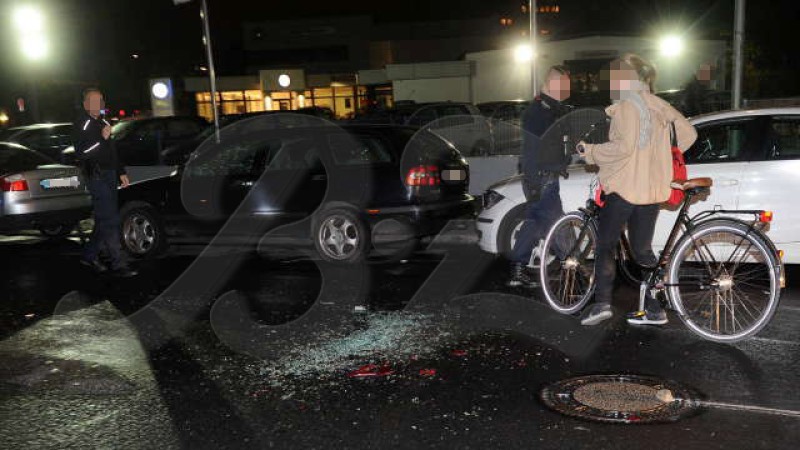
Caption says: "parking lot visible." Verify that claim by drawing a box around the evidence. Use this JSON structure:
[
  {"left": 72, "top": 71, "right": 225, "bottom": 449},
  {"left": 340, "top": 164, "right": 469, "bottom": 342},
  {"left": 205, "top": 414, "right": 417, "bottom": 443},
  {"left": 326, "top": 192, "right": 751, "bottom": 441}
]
[{"left": 1, "top": 229, "right": 798, "bottom": 449}]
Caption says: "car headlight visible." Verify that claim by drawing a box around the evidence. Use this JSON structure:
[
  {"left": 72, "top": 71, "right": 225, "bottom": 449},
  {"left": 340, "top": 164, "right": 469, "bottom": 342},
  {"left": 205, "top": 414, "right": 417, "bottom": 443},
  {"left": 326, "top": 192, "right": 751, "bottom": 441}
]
[{"left": 482, "top": 190, "right": 505, "bottom": 210}]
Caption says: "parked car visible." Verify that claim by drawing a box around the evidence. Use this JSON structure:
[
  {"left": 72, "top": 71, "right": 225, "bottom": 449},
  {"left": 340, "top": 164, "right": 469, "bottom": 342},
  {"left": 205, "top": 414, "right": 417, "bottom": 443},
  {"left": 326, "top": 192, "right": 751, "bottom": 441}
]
[
  {"left": 161, "top": 109, "right": 338, "bottom": 166},
  {"left": 356, "top": 102, "right": 492, "bottom": 154},
  {"left": 477, "top": 101, "right": 530, "bottom": 154},
  {"left": 476, "top": 107, "right": 800, "bottom": 264},
  {"left": 117, "top": 120, "right": 474, "bottom": 262},
  {"left": 0, "top": 142, "right": 91, "bottom": 237},
  {"left": 63, "top": 116, "right": 207, "bottom": 167},
  {"left": 0, "top": 123, "right": 73, "bottom": 162}
]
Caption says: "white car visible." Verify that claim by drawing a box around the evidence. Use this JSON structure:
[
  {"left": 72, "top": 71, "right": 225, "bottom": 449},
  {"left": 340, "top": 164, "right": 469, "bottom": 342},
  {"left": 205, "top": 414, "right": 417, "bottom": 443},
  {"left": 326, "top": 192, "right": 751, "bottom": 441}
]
[{"left": 476, "top": 107, "right": 800, "bottom": 264}]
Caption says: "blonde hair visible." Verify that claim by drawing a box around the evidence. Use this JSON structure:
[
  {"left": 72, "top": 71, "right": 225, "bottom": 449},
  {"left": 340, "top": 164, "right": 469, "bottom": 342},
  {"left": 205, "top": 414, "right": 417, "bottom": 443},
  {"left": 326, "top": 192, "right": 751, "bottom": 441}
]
[{"left": 610, "top": 53, "right": 658, "bottom": 92}]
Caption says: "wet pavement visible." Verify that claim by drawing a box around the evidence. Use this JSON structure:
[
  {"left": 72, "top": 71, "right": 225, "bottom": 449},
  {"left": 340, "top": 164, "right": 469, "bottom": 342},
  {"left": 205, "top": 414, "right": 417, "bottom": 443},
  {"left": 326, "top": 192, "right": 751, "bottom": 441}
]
[{"left": 1, "top": 229, "right": 799, "bottom": 449}]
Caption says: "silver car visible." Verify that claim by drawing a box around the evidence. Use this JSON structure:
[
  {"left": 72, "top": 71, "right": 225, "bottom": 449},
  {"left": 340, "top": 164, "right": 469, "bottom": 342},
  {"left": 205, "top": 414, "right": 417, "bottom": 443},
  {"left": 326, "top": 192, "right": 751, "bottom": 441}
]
[{"left": 0, "top": 142, "right": 91, "bottom": 237}]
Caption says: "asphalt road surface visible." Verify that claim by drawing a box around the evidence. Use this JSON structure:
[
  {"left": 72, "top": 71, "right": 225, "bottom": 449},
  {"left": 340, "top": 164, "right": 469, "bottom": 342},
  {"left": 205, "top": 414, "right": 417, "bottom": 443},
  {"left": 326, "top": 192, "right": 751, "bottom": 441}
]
[{"left": 1, "top": 227, "right": 798, "bottom": 449}]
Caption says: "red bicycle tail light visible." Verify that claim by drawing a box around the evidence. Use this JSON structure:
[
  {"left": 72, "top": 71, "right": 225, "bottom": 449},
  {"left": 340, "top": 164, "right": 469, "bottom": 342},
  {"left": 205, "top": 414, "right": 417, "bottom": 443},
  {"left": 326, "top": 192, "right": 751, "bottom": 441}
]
[
  {"left": 406, "top": 165, "right": 440, "bottom": 187},
  {"left": 759, "top": 211, "right": 774, "bottom": 223},
  {"left": 1, "top": 178, "right": 29, "bottom": 192}
]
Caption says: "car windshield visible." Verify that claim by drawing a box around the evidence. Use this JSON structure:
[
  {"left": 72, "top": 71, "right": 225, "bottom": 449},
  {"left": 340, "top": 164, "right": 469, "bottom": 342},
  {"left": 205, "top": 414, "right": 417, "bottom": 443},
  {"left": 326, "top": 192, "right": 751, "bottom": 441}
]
[
  {"left": 111, "top": 120, "right": 140, "bottom": 140},
  {"left": 0, "top": 144, "right": 54, "bottom": 175}
]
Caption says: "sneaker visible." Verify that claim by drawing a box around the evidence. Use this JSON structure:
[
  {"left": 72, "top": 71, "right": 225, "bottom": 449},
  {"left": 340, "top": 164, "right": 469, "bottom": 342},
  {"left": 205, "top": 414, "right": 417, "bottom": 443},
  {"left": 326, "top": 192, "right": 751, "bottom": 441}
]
[
  {"left": 626, "top": 309, "right": 668, "bottom": 326},
  {"left": 80, "top": 258, "right": 108, "bottom": 274},
  {"left": 580, "top": 304, "right": 613, "bottom": 326},
  {"left": 508, "top": 263, "right": 539, "bottom": 288}
]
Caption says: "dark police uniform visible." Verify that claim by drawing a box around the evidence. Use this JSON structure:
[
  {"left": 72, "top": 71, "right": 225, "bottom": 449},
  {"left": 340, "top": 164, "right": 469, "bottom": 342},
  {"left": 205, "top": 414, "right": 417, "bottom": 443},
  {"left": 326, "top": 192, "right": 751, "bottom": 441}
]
[
  {"left": 73, "top": 111, "right": 127, "bottom": 270},
  {"left": 510, "top": 93, "right": 572, "bottom": 268}
]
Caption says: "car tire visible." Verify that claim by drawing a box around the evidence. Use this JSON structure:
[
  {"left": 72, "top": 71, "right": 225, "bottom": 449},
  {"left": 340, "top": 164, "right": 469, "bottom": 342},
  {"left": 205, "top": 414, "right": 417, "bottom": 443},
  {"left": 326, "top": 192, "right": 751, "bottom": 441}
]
[
  {"left": 39, "top": 222, "right": 76, "bottom": 238},
  {"left": 497, "top": 203, "right": 527, "bottom": 260},
  {"left": 120, "top": 202, "right": 167, "bottom": 258},
  {"left": 312, "top": 208, "right": 370, "bottom": 263}
]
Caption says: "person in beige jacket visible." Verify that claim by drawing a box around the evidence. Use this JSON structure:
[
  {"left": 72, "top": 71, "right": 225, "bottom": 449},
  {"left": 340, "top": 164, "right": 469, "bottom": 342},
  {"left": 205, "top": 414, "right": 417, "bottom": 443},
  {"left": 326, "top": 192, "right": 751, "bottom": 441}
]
[{"left": 576, "top": 54, "right": 698, "bottom": 326}]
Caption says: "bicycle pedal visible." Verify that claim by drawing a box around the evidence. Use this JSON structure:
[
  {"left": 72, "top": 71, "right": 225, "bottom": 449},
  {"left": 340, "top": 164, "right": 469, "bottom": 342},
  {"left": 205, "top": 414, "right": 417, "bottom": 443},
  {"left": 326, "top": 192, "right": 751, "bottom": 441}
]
[{"left": 626, "top": 310, "right": 647, "bottom": 319}]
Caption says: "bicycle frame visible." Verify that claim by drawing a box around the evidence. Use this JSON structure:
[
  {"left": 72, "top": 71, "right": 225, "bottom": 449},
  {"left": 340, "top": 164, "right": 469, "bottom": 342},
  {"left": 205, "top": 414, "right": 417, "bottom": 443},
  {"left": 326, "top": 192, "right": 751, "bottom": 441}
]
[{"left": 576, "top": 186, "right": 780, "bottom": 312}]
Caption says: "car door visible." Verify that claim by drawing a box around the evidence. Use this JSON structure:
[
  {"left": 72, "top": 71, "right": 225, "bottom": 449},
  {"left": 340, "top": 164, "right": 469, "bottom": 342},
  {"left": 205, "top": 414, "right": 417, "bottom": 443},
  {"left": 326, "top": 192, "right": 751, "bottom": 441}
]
[
  {"left": 651, "top": 117, "right": 763, "bottom": 248},
  {"left": 739, "top": 114, "right": 800, "bottom": 262}
]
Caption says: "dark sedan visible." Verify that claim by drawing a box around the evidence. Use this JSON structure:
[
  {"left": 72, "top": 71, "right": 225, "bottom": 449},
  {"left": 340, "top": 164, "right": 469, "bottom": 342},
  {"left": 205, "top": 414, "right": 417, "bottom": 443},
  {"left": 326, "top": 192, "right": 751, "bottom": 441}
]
[
  {"left": 0, "top": 123, "right": 73, "bottom": 162},
  {"left": 117, "top": 120, "right": 473, "bottom": 262}
]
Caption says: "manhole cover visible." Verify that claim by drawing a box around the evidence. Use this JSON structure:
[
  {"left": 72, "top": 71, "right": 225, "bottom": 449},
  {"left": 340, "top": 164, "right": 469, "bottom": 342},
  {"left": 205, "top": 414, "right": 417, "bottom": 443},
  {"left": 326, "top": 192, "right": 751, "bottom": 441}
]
[{"left": 541, "top": 374, "right": 703, "bottom": 424}]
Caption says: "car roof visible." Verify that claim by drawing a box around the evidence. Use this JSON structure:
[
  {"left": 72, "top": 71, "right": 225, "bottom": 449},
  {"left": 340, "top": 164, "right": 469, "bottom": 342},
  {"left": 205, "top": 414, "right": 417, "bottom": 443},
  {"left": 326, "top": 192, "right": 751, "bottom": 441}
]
[{"left": 690, "top": 107, "right": 800, "bottom": 124}]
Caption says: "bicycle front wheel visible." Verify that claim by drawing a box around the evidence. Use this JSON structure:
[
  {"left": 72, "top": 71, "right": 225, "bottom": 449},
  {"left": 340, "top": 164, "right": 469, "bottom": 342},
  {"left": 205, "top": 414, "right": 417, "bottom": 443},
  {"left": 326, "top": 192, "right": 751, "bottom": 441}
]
[
  {"left": 539, "top": 212, "right": 597, "bottom": 314},
  {"left": 667, "top": 221, "right": 782, "bottom": 343}
]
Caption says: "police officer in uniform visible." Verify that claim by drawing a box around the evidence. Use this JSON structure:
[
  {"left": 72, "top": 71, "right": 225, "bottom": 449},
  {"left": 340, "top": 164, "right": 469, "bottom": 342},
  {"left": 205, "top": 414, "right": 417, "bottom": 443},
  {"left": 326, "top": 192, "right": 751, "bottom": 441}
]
[
  {"left": 73, "top": 88, "right": 137, "bottom": 277},
  {"left": 509, "top": 66, "right": 572, "bottom": 286}
]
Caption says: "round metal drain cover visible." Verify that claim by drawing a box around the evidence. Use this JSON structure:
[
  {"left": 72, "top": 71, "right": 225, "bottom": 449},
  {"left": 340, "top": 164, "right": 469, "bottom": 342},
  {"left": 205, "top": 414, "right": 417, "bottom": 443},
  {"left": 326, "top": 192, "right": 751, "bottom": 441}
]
[{"left": 541, "top": 374, "right": 703, "bottom": 424}]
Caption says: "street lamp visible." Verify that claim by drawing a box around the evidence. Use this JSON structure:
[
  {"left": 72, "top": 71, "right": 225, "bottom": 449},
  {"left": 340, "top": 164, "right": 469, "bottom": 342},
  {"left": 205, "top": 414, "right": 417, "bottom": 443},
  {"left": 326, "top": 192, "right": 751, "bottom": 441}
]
[
  {"left": 13, "top": 5, "right": 48, "bottom": 61},
  {"left": 514, "top": 44, "right": 534, "bottom": 63},
  {"left": 12, "top": 5, "right": 48, "bottom": 123},
  {"left": 659, "top": 35, "right": 685, "bottom": 58}
]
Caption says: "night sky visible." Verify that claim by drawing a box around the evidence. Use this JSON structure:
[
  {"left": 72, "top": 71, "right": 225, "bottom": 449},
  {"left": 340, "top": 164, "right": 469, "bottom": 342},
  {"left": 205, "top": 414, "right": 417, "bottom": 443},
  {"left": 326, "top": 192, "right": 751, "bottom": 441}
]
[{"left": 0, "top": 0, "right": 796, "bottom": 119}]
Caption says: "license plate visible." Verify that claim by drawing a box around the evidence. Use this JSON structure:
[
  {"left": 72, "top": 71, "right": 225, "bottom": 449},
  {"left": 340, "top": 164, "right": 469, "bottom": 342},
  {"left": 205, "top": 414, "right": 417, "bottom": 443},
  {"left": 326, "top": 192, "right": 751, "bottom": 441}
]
[
  {"left": 40, "top": 176, "right": 79, "bottom": 189},
  {"left": 441, "top": 169, "right": 467, "bottom": 182}
]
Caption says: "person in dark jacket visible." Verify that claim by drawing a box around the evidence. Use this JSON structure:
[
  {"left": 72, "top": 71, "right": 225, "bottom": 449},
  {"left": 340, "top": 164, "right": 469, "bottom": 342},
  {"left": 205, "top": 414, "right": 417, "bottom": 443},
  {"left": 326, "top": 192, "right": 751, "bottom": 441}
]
[
  {"left": 509, "top": 66, "right": 572, "bottom": 287},
  {"left": 73, "top": 88, "right": 136, "bottom": 277}
]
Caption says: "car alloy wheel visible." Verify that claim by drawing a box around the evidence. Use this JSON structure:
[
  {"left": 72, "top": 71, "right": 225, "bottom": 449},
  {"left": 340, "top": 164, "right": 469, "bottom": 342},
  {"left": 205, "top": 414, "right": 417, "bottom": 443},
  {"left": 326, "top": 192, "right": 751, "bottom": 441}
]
[
  {"left": 123, "top": 212, "right": 157, "bottom": 255},
  {"left": 318, "top": 215, "right": 361, "bottom": 261}
]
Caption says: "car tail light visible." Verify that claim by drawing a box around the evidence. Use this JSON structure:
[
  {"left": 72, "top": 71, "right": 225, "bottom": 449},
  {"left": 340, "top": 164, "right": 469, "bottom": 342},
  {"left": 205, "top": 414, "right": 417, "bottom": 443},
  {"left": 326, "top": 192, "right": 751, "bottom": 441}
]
[
  {"left": 406, "top": 165, "right": 440, "bottom": 187},
  {"left": 1, "top": 178, "right": 29, "bottom": 192},
  {"left": 759, "top": 211, "right": 773, "bottom": 223}
]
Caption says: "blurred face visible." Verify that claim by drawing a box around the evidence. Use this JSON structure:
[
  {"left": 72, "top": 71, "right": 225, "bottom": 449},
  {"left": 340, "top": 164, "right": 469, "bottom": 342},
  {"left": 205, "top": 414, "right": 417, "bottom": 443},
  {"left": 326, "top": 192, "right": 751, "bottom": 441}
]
[
  {"left": 83, "top": 91, "right": 105, "bottom": 117},
  {"left": 546, "top": 72, "right": 571, "bottom": 101},
  {"left": 697, "top": 64, "right": 713, "bottom": 82},
  {"left": 608, "top": 68, "right": 638, "bottom": 101}
]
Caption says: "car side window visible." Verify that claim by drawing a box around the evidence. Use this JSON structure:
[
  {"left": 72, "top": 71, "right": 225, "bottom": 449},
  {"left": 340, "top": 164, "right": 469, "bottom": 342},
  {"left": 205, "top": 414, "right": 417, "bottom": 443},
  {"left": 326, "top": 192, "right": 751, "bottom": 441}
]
[
  {"left": 189, "top": 139, "right": 281, "bottom": 177},
  {"left": 167, "top": 120, "right": 203, "bottom": 139},
  {"left": 133, "top": 122, "right": 165, "bottom": 141},
  {"left": 266, "top": 138, "right": 321, "bottom": 171},
  {"left": 328, "top": 134, "right": 392, "bottom": 166},
  {"left": 766, "top": 116, "right": 800, "bottom": 160},
  {"left": 408, "top": 107, "right": 438, "bottom": 127},
  {"left": 684, "top": 119, "right": 754, "bottom": 164}
]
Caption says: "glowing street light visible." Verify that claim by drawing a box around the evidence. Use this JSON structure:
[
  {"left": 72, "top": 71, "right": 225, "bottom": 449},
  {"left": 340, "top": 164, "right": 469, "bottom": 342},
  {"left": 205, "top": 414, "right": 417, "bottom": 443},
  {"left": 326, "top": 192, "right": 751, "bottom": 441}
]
[
  {"left": 659, "top": 35, "right": 685, "bottom": 58},
  {"left": 514, "top": 44, "right": 534, "bottom": 63},
  {"left": 13, "top": 5, "right": 44, "bottom": 33},
  {"left": 13, "top": 5, "right": 48, "bottom": 61},
  {"left": 20, "top": 35, "right": 48, "bottom": 61}
]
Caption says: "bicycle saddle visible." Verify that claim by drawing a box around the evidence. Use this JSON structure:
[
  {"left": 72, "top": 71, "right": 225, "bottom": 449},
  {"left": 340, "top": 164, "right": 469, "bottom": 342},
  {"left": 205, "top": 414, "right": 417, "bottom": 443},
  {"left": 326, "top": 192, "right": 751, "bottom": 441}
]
[{"left": 670, "top": 178, "right": 713, "bottom": 191}]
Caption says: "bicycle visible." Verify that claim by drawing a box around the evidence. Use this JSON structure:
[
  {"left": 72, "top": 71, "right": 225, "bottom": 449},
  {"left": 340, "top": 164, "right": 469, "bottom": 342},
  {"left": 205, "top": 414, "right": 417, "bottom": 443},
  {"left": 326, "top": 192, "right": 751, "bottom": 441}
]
[{"left": 537, "top": 177, "right": 786, "bottom": 343}]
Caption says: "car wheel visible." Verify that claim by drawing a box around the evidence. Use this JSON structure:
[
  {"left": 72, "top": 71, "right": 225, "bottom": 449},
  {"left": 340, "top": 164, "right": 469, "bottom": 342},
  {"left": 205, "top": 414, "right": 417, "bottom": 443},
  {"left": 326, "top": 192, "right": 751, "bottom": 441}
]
[
  {"left": 497, "top": 203, "right": 527, "bottom": 259},
  {"left": 313, "top": 208, "right": 370, "bottom": 263},
  {"left": 120, "top": 203, "right": 167, "bottom": 258},
  {"left": 39, "top": 222, "right": 76, "bottom": 238}
]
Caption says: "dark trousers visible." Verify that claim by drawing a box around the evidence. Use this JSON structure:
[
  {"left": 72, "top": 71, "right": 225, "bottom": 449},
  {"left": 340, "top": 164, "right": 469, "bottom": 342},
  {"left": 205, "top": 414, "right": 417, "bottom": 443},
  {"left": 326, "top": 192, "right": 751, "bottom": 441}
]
[
  {"left": 511, "top": 179, "right": 564, "bottom": 264},
  {"left": 595, "top": 194, "right": 659, "bottom": 306},
  {"left": 83, "top": 170, "right": 124, "bottom": 269}
]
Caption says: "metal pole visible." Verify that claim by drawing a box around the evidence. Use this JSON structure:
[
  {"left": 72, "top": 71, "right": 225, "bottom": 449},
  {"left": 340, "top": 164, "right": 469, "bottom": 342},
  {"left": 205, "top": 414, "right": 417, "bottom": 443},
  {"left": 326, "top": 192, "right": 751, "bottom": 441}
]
[
  {"left": 732, "top": 0, "right": 745, "bottom": 110},
  {"left": 200, "top": 0, "right": 221, "bottom": 143},
  {"left": 529, "top": 0, "right": 538, "bottom": 98}
]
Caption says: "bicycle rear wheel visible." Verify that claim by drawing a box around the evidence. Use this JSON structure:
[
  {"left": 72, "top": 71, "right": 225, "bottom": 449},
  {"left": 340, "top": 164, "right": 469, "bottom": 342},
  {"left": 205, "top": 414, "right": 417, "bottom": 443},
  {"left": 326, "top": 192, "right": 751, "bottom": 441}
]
[
  {"left": 539, "top": 212, "right": 597, "bottom": 314},
  {"left": 667, "top": 220, "right": 781, "bottom": 343}
]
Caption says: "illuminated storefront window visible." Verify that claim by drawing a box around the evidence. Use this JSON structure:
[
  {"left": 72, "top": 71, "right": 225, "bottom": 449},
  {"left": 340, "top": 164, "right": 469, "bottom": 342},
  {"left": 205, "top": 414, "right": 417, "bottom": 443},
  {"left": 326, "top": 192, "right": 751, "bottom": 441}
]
[
  {"left": 194, "top": 90, "right": 265, "bottom": 121},
  {"left": 194, "top": 83, "right": 393, "bottom": 120}
]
